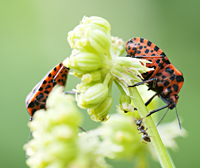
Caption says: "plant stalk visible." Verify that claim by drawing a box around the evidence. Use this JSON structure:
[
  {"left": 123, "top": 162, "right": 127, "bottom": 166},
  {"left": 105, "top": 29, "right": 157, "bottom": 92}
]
[{"left": 129, "top": 86, "right": 174, "bottom": 168}]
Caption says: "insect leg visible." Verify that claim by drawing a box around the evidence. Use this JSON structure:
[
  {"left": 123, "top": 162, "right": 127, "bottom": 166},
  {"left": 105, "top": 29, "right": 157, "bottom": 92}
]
[
  {"left": 28, "top": 116, "right": 33, "bottom": 142},
  {"left": 78, "top": 126, "right": 87, "bottom": 132},
  {"left": 134, "top": 93, "right": 157, "bottom": 111},
  {"left": 128, "top": 78, "right": 158, "bottom": 87},
  {"left": 146, "top": 104, "right": 169, "bottom": 117},
  {"left": 134, "top": 93, "right": 158, "bottom": 111},
  {"left": 64, "top": 91, "right": 79, "bottom": 94},
  {"left": 156, "top": 108, "right": 169, "bottom": 127},
  {"left": 175, "top": 106, "right": 182, "bottom": 130},
  {"left": 145, "top": 93, "right": 157, "bottom": 106}
]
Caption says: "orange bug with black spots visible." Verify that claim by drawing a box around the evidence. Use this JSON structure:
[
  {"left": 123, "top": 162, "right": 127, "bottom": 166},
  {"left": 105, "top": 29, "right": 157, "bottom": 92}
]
[
  {"left": 25, "top": 62, "right": 86, "bottom": 138},
  {"left": 25, "top": 62, "right": 69, "bottom": 121},
  {"left": 126, "top": 37, "right": 184, "bottom": 128}
]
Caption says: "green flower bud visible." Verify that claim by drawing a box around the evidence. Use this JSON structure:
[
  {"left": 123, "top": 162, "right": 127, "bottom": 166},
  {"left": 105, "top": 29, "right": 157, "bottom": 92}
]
[
  {"left": 82, "top": 16, "right": 111, "bottom": 33},
  {"left": 63, "top": 52, "right": 101, "bottom": 73},
  {"left": 76, "top": 82, "right": 90, "bottom": 93},
  {"left": 119, "top": 94, "right": 134, "bottom": 112},
  {"left": 87, "top": 29, "right": 111, "bottom": 54},
  {"left": 88, "top": 96, "right": 113, "bottom": 122},
  {"left": 76, "top": 81, "right": 101, "bottom": 93},
  {"left": 67, "top": 28, "right": 79, "bottom": 49},
  {"left": 67, "top": 18, "right": 111, "bottom": 54},
  {"left": 67, "top": 25, "right": 95, "bottom": 52},
  {"left": 78, "top": 83, "right": 108, "bottom": 109},
  {"left": 82, "top": 71, "right": 102, "bottom": 84},
  {"left": 73, "top": 71, "right": 84, "bottom": 78}
]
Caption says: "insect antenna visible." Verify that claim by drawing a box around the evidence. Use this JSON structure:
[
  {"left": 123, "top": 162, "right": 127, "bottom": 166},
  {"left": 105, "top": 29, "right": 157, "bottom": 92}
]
[
  {"left": 64, "top": 91, "right": 79, "bottom": 95},
  {"left": 27, "top": 130, "right": 32, "bottom": 142},
  {"left": 175, "top": 106, "right": 182, "bottom": 130},
  {"left": 156, "top": 108, "right": 169, "bottom": 127},
  {"left": 27, "top": 116, "right": 33, "bottom": 142},
  {"left": 78, "top": 126, "right": 87, "bottom": 132}
]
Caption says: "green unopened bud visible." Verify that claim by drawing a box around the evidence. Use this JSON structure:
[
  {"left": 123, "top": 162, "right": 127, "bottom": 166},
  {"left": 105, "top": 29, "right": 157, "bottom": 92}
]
[
  {"left": 67, "top": 25, "right": 97, "bottom": 52},
  {"left": 72, "top": 71, "right": 84, "bottom": 78},
  {"left": 76, "top": 82, "right": 101, "bottom": 93},
  {"left": 82, "top": 16, "right": 111, "bottom": 33},
  {"left": 67, "top": 26, "right": 81, "bottom": 49},
  {"left": 67, "top": 18, "right": 111, "bottom": 54},
  {"left": 89, "top": 96, "right": 113, "bottom": 122},
  {"left": 76, "top": 82, "right": 89, "bottom": 93},
  {"left": 119, "top": 94, "right": 134, "bottom": 112},
  {"left": 63, "top": 52, "right": 101, "bottom": 73},
  {"left": 78, "top": 83, "right": 108, "bottom": 109},
  {"left": 82, "top": 71, "right": 102, "bottom": 84},
  {"left": 67, "top": 25, "right": 93, "bottom": 50},
  {"left": 87, "top": 29, "right": 111, "bottom": 54}
]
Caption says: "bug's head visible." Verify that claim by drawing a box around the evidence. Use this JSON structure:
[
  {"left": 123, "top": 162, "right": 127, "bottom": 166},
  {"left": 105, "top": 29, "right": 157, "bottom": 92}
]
[
  {"left": 136, "top": 118, "right": 143, "bottom": 126},
  {"left": 175, "top": 94, "right": 179, "bottom": 104}
]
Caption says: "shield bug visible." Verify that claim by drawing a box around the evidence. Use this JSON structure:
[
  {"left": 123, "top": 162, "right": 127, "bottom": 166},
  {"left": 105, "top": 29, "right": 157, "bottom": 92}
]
[{"left": 126, "top": 38, "right": 184, "bottom": 128}]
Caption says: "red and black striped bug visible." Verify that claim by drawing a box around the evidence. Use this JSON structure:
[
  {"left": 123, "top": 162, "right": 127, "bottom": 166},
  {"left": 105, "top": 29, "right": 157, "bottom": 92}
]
[
  {"left": 126, "top": 37, "right": 184, "bottom": 128},
  {"left": 25, "top": 62, "right": 69, "bottom": 121}
]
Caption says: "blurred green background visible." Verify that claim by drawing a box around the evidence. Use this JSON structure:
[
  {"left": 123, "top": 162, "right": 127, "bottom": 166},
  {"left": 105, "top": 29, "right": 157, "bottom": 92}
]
[{"left": 1, "top": 0, "right": 199, "bottom": 167}]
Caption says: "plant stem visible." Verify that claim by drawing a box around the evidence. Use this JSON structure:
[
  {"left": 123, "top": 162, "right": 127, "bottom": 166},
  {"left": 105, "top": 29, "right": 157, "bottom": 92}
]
[{"left": 129, "top": 87, "right": 174, "bottom": 168}]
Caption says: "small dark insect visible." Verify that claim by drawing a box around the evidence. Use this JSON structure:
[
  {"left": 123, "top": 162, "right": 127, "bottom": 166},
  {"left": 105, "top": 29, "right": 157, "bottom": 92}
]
[
  {"left": 126, "top": 37, "right": 184, "bottom": 128},
  {"left": 136, "top": 118, "right": 151, "bottom": 143}
]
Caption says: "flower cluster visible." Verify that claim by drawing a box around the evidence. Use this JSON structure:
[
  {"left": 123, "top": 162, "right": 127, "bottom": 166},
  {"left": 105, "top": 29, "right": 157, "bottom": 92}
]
[
  {"left": 24, "top": 86, "right": 82, "bottom": 168},
  {"left": 64, "top": 16, "right": 152, "bottom": 121},
  {"left": 24, "top": 86, "right": 121, "bottom": 168}
]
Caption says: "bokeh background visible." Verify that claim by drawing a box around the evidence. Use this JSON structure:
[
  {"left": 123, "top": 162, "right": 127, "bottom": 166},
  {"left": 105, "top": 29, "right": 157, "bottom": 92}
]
[{"left": 1, "top": 0, "right": 199, "bottom": 167}]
